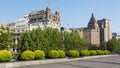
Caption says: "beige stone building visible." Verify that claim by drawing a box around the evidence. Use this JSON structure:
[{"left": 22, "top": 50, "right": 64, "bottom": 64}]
[
  {"left": 83, "top": 14, "right": 100, "bottom": 45},
  {"left": 69, "top": 28, "right": 84, "bottom": 38},
  {"left": 98, "top": 19, "right": 112, "bottom": 43}
]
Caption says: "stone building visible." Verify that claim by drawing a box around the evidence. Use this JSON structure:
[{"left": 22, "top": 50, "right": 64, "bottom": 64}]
[
  {"left": 98, "top": 19, "right": 112, "bottom": 43},
  {"left": 83, "top": 13, "right": 100, "bottom": 45},
  {"left": 27, "top": 6, "right": 60, "bottom": 30},
  {"left": 69, "top": 28, "right": 84, "bottom": 38}
]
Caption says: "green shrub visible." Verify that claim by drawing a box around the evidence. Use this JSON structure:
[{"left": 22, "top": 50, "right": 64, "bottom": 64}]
[
  {"left": 75, "top": 50, "right": 79, "bottom": 57},
  {"left": 68, "top": 50, "right": 76, "bottom": 57},
  {"left": 0, "top": 50, "right": 12, "bottom": 62},
  {"left": 58, "top": 50, "right": 65, "bottom": 58},
  {"left": 80, "top": 50, "right": 90, "bottom": 56},
  {"left": 97, "top": 50, "right": 104, "bottom": 55},
  {"left": 89, "top": 50, "right": 97, "bottom": 56},
  {"left": 68, "top": 50, "right": 79, "bottom": 57},
  {"left": 104, "top": 50, "right": 110, "bottom": 55},
  {"left": 21, "top": 50, "right": 35, "bottom": 61},
  {"left": 34, "top": 50, "right": 45, "bottom": 59},
  {"left": 49, "top": 50, "right": 59, "bottom": 58}
]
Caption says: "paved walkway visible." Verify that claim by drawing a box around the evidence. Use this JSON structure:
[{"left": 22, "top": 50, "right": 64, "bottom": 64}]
[{"left": 15, "top": 56, "right": 120, "bottom": 68}]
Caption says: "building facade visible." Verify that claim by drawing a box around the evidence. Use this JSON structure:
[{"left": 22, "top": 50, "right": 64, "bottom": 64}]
[
  {"left": 83, "top": 14, "right": 100, "bottom": 45},
  {"left": 69, "top": 28, "right": 84, "bottom": 38},
  {"left": 9, "top": 6, "right": 61, "bottom": 44},
  {"left": 10, "top": 6, "right": 61, "bottom": 33},
  {"left": 27, "top": 6, "right": 60, "bottom": 30},
  {"left": 61, "top": 14, "right": 112, "bottom": 46},
  {"left": 98, "top": 19, "right": 112, "bottom": 43}
]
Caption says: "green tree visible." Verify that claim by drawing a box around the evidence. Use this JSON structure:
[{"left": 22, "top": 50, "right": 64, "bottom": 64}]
[
  {"left": 64, "top": 31, "right": 88, "bottom": 51},
  {"left": 18, "top": 27, "right": 62, "bottom": 54},
  {"left": 0, "top": 26, "right": 13, "bottom": 50},
  {"left": 88, "top": 43, "right": 99, "bottom": 50},
  {"left": 18, "top": 27, "right": 88, "bottom": 54},
  {"left": 44, "top": 28, "right": 62, "bottom": 51},
  {"left": 18, "top": 31, "right": 35, "bottom": 52},
  {"left": 106, "top": 39, "right": 120, "bottom": 52},
  {"left": 99, "top": 41, "right": 107, "bottom": 50}
]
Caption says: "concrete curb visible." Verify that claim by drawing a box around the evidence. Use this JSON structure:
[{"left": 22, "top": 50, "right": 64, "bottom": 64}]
[{"left": 0, "top": 55, "right": 118, "bottom": 68}]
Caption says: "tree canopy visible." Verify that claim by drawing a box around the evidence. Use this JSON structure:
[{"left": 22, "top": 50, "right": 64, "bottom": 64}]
[
  {"left": 106, "top": 39, "right": 120, "bottom": 52},
  {"left": 0, "top": 26, "right": 13, "bottom": 50},
  {"left": 18, "top": 28, "right": 88, "bottom": 53}
]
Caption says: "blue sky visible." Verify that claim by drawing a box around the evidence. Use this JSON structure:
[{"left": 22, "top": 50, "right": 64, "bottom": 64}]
[{"left": 0, "top": 0, "right": 120, "bottom": 32}]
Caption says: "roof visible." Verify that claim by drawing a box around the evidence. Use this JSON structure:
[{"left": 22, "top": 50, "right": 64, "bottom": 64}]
[
  {"left": 88, "top": 13, "right": 97, "bottom": 24},
  {"left": 87, "top": 13, "right": 99, "bottom": 29}
]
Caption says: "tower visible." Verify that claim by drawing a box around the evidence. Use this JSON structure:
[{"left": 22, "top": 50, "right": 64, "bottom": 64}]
[
  {"left": 46, "top": 6, "right": 51, "bottom": 12},
  {"left": 98, "top": 19, "right": 112, "bottom": 43},
  {"left": 83, "top": 13, "right": 100, "bottom": 45},
  {"left": 88, "top": 13, "right": 99, "bottom": 30}
]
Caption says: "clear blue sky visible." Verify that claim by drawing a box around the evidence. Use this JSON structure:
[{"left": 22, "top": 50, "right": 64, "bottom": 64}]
[{"left": 0, "top": 0, "right": 120, "bottom": 32}]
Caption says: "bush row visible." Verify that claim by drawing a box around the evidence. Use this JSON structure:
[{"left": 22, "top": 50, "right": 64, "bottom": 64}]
[
  {"left": 80, "top": 50, "right": 110, "bottom": 56},
  {"left": 68, "top": 50, "right": 110, "bottom": 57},
  {"left": 21, "top": 50, "right": 66, "bottom": 60},
  {"left": 0, "top": 50, "right": 110, "bottom": 62},
  {"left": 21, "top": 50, "right": 45, "bottom": 61}
]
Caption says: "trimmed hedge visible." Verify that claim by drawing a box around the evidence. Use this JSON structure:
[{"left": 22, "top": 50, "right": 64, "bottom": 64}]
[
  {"left": 58, "top": 50, "right": 65, "bottom": 58},
  {"left": 0, "top": 50, "right": 12, "bottom": 62},
  {"left": 21, "top": 50, "right": 35, "bottom": 61},
  {"left": 68, "top": 50, "right": 79, "bottom": 57},
  {"left": 97, "top": 50, "right": 104, "bottom": 55},
  {"left": 89, "top": 50, "right": 97, "bottom": 56},
  {"left": 0, "top": 49, "right": 111, "bottom": 62},
  {"left": 80, "top": 50, "right": 90, "bottom": 56},
  {"left": 34, "top": 50, "right": 45, "bottom": 60},
  {"left": 103, "top": 50, "right": 110, "bottom": 55},
  {"left": 49, "top": 50, "right": 59, "bottom": 58}
]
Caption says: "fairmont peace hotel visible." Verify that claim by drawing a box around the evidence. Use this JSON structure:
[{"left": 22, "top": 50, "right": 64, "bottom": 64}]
[
  {"left": 70, "top": 13, "right": 112, "bottom": 45},
  {"left": 0, "top": 7, "right": 112, "bottom": 45},
  {"left": 83, "top": 13, "right": 112, "bottom": 45}
]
